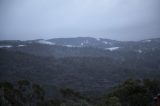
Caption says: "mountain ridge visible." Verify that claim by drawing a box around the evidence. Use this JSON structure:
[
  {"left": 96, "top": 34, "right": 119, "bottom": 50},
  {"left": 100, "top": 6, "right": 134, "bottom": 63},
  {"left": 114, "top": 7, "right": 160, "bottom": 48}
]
[
  {"left": 0, "top": 37, "right": 160, "bottom": 58},
  {"left": 0, "top": 37, "right": 160, "bottom": 95}
]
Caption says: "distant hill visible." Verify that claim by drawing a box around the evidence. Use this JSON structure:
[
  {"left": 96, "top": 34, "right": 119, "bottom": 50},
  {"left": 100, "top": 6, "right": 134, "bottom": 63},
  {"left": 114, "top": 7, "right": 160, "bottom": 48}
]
[
  {"left": 0, "top": 37, "right": 160, "bottom": 58},
  {"left": 0, "top": 37, "right": 160, "bottom": 95}
]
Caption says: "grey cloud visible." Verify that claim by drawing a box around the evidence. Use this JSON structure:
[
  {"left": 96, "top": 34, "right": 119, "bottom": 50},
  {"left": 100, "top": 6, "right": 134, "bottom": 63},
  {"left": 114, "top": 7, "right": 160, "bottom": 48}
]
[{"left": 0, "top": 0, "right": 160, "bottom": 41}]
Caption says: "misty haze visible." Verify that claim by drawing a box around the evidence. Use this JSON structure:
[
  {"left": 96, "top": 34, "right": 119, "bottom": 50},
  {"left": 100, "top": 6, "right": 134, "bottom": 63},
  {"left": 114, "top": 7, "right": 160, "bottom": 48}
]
[{"left": 0, "top": 0, "right": 160, "bottom": 106}]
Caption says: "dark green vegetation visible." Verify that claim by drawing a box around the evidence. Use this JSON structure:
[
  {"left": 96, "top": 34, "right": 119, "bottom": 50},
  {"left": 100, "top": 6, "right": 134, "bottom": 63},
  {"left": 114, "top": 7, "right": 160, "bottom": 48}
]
[
  {"left": 0, "top": 37, "right": 160, "bottom": 105},
  {"left": 0, "top": 49, "right": 160, "bottom": 94},
  {"left": 101, "top": 79, "right": 160, "bottom": 106},
  {"left": 0, "top": 79, "right": 160, "bottom": 106},
  {"left": 0, "top": 80, "right": 92, "bottom": 106}
]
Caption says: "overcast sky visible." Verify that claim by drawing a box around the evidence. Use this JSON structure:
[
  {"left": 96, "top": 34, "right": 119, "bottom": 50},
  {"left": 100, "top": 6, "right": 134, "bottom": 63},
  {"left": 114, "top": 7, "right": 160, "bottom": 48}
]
[{"left": 0, "top": 0, "right": 160, "bottom": 41}]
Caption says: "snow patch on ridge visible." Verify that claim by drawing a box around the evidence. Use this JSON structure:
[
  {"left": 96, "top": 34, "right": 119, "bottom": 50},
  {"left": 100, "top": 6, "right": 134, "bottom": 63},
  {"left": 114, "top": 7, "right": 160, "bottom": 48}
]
[
  {"left": 143, "top": 39, "right": 151, "bottom": 43},
  {"left": 105, "top": 47, "right": 120, "bottom": 51},
  {"left": 18, "top": 45, "right": 25, "bottom": 47},
  {"left": 96, "top": 38, "right": 101, "bottom": 41},
  {"left": 0, "top": 45, "right": 13, "bottom": 48},
  {"left": 64, "top": 45, "right": 75, "bottom": 47},
  {"left": 37, "top": 40, "right": 55, "bottom": 45},
  {"left": 81, "top": 43, "right": 84, "bottom": 46},
  {"left": 138, "top": 50, "right": 143, "bottom": 53},
  {"left": 103, "top": 41, "right": 108, "bottom": 44},
  {"left": 64, "top": 44, "right": 82, "bottom": 48}
]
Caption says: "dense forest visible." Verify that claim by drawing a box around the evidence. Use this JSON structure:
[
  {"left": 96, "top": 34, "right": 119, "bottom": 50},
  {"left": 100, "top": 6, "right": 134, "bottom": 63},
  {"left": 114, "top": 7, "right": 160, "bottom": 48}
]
[
  {"left": 0, "top": 38, "right": 160, "bottom": 106},
  {"left": 0, "top": 49, "right": 160, "bottom": 94},
  {"left": 1, "top": 79, "right": 160, "bottom": 106}
]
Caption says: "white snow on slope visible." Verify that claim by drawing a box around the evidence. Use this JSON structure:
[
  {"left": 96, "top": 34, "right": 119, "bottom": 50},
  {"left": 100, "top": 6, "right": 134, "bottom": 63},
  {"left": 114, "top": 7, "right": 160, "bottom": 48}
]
[
  {"left": 96, "top": 38, "right": 101, "bottom": 41},
  {"left": 80, "top": 40, "right": 89, "bottom": 46},
  {"left": 64, "top": 45, "right": 82, "bottom": 48},
  {"left": 64, "top": 45, "right": 74, "bottom": 47},
  {"left": 0, "top": 45, "right": 13, "bottom": 48},
  {"left": 138, "top": 50, "right": 143, "bottom": 53},
  {"left": 103, "top": 41, "right": 108, "bottom": 44},
  {"left": 143, "top": 39, "right": 151, "bottom": 43},
  {"left": 18, "top": 45, "right": 25, "bottom": 47},
  {"left": 81, "top": 43, "right": 84, "bottom": 46},
  {"left": 37, "top": 40, "right": 55, "bottom": 45},
  {"left": 105, "top": 47, "right": 120, "bottom": 51}
]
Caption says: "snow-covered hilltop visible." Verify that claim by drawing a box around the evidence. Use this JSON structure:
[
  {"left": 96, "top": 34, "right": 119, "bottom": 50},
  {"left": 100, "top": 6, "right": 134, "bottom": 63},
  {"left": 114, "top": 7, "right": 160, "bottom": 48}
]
[{"left": 0, "top": 37, "right": 160, "bottom": 57}]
